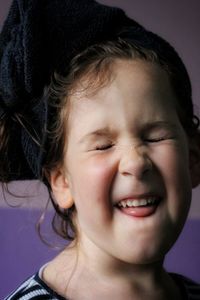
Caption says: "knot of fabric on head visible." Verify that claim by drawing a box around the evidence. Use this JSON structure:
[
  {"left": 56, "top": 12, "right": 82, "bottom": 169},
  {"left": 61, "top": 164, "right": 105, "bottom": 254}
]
[
  {"left": 0, "top": 0, "right": 144, "bottom": 181},
  {"left": 0, "top": 0, "right": 49, "bottom": 179}
]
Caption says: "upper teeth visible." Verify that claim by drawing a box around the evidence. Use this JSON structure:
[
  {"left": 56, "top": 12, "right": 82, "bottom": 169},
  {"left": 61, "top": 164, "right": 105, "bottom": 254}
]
[{"left": 117, "top": 197, "right": 157, "bottom": 208}]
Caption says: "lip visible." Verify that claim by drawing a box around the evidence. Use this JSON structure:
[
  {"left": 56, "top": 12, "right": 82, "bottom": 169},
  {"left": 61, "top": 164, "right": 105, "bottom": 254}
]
[{"left": 114, "top": 193, "right": 162, "bottom": 218}]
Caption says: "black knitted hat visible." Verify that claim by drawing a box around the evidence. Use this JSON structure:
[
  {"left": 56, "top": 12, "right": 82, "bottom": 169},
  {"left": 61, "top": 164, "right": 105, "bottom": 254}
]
[{"left": 0, "top": 0, "right": 143, "bottom": 181}]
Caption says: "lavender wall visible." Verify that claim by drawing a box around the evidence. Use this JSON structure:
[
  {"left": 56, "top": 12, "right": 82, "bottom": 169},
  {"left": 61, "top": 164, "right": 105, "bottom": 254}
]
[
  {"left": 1, "top": 204, "right": 200, "bottom": 298},
  {"left": 0, "top": 0, "right": 200, "bottom": 298}
]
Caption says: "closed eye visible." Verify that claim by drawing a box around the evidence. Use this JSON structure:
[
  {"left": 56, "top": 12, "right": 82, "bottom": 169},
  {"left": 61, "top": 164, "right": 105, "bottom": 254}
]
[
  {"left": 95, "top": 144, "right": 114, "bottom": 151},
  {"left": 144, "top": 136, "right": 174, "bottom": 143}
]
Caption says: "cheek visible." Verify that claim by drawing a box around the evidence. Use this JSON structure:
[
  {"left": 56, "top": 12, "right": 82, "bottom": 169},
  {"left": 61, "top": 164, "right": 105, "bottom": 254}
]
[
  {"left": 158, "top": 147, "right": 189, "bottom": 177},
  {"left": 153, "top": 144, "right": 191, "bottom": 217},
  {"left": 68, "top": 155, "right": 116, "bottom": 203},
  {"left": 69, "top": 157, "right": 116, "bottom": 229}
]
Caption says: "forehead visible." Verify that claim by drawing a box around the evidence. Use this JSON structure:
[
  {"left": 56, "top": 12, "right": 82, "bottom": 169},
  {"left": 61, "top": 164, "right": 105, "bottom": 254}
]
[{"left": 68, "top": 59, "right": 177, "bottom": 123}]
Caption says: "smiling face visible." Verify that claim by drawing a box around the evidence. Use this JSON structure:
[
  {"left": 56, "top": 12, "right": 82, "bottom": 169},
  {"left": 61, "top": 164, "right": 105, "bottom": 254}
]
[{"left": 52, "top": 59, "right": 192, "bottom": 266}]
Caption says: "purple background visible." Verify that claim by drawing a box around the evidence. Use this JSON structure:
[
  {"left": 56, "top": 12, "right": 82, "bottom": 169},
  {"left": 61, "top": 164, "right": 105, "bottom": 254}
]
[
  {"left": 0, "top": 0, "right": 200, "bottom": 298},
  {"left": 1, "top": 207, "right": 200, "bottom": 298}
]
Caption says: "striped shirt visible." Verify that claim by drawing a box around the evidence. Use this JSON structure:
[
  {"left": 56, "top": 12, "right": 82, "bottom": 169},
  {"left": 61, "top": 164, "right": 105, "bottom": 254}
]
[{"left": 5, "top": 271, "right": 200, "bottom": 300}]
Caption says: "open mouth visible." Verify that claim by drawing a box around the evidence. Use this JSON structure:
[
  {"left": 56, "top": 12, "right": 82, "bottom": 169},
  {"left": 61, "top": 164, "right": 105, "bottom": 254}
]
[{"left": 114, "top": 196, "right": 161, "bottom": 218}]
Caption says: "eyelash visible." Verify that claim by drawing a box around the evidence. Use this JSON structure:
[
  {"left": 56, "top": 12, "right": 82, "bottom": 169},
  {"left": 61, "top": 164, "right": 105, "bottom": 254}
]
[
  {"left": 95, "top": 144, "right": 113, "bottom": 151},
  {"left": 144, "top": 134, "right": 174, "bottom": 142},
  {"left": 94, "top": 135, "right": 174, "bottom": 151}
]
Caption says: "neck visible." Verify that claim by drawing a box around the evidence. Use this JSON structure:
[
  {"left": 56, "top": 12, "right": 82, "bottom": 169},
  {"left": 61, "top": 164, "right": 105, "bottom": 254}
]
[
  {"left": 60, "top": 239, "right": 181, "bottom": 300},
  {"left": 43, "top": 240, "right": 181, "bottom": 300}
]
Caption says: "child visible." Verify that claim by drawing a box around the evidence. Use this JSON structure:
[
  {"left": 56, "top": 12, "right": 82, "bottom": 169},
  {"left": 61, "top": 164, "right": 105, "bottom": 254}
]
[{"left": 1, "top": 0, "right": 200, "bottom": 299}]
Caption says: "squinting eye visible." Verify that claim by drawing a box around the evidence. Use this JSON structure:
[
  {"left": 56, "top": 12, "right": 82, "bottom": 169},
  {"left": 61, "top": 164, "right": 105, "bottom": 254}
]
[
  {"left": 95, "top": 144, "right": 113, "bottom": 151},
  {"left": 144, "top": 136, "right": 173, "bottom": 143}
]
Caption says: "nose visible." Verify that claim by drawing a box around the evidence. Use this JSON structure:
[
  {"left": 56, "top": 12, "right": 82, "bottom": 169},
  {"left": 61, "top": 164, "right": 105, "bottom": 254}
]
[{"left": 118, "top": 144, "right": 152, "bottom": 179}]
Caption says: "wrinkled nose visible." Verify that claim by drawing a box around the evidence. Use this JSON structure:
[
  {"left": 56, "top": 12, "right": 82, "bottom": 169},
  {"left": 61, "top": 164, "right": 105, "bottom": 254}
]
[{"left": 118, "top": 145, "right": 152, "bottom": 179}]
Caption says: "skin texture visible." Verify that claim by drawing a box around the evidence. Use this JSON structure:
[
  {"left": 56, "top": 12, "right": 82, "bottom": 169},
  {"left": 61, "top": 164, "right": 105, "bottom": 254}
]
[{"left": 47, "top": 59, "right": 195, "bottom": 299}]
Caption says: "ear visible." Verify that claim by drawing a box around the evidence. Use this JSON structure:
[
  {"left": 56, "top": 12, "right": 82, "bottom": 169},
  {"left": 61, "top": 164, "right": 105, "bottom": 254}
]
[
  {"left": 50, "top": 168, "right": 74, "bottom": 209},
  {"left": 189, "top": 133, "right": 200, "bottom": 188}
]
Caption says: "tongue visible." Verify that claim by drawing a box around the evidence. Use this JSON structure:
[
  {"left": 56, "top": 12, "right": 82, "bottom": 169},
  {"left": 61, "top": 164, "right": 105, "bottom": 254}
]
[{"left": 119, "top": 205, "right": 157, "bottom": 217}]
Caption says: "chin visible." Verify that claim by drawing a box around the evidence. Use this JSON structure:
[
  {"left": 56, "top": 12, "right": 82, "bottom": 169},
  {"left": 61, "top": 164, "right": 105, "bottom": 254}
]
[{"left": 117, "top": 242, "right": 170, "bottom": 266}]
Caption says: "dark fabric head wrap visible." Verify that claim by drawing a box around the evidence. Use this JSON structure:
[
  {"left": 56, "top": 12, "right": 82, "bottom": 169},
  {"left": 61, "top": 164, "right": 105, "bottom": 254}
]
[{"left": 0, "top": 0, "right": 143, "bottom": 181}]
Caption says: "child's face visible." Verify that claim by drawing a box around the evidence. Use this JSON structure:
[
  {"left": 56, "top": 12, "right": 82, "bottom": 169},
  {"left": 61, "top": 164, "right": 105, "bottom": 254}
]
[{"left": 60, "top": 59, "right": 192, "bottom": 265}]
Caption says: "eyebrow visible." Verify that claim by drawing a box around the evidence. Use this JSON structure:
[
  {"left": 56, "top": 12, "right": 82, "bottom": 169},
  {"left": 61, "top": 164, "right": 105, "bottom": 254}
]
[
  {"left": 142, "top": 121, "right": 178, "bottom": 131},
  {"left": 78, "top": 127, "right": 115, "bottom": 144},
  {"left": 78, "top": 121, "right": 178, "bottom": 144}
]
